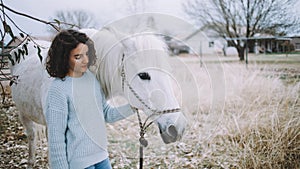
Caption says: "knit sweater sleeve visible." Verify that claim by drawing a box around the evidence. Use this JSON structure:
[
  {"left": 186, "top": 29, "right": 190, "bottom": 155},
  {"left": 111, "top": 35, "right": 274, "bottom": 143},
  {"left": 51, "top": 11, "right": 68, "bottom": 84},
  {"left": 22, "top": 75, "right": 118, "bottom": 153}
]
[
  {"left": 45, "top": 83, "right": 69, "bottom": 169},
  {"left": 100, "top": 88, "right": 134, "bottom": 123}
]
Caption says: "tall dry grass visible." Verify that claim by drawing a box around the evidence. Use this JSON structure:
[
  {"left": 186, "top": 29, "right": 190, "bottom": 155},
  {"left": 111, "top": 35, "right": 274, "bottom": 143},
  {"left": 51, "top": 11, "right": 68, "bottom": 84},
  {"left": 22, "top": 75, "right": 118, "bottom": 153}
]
[{"left": 172, "top": 59, "right": 300, "bottom": 168}]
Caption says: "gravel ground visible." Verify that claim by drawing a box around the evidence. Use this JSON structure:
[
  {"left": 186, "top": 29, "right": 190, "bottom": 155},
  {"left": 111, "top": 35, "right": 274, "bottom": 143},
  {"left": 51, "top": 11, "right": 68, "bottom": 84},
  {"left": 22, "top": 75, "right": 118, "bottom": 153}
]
[{"left": 0, "top": 98, "right": 48, "bottom": 169}]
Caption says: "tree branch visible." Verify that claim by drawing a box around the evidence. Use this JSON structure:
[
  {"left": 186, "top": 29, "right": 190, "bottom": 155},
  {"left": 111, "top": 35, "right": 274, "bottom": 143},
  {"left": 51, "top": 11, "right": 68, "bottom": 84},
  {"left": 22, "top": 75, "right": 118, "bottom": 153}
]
[{"left": 0, "top": 3, "right": 59, "bottom": 31}]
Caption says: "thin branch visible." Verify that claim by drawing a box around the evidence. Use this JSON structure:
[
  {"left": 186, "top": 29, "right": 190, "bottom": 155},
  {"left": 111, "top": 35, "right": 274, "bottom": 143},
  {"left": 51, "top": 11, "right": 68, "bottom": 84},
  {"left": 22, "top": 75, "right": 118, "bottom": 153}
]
[
  {"left": 3, "top": 12, "right": 48, "bottom": 49},
  {"left": 0, "top": 3, "right": 59, "bottom": 31}
]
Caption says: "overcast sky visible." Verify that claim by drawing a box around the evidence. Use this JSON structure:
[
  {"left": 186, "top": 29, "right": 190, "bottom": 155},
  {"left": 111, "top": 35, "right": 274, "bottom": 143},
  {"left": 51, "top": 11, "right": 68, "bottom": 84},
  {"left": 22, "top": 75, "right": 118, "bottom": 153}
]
[
  {"left": 4, "top": 0, "right": 188, "bottom": 36},
  {"left": 4, "top": 0, "right": 300, "bottom": 38}
]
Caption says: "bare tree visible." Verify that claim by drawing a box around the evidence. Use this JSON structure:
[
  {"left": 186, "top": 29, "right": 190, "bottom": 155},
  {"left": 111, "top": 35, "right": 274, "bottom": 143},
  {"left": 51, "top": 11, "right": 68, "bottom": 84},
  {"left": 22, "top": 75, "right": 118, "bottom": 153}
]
[
  {"left": 184, "top": 0, "right": 300, "bottom": 60},
  {"left": 49, "top": 10, "right": 97, "bottom": 33}
]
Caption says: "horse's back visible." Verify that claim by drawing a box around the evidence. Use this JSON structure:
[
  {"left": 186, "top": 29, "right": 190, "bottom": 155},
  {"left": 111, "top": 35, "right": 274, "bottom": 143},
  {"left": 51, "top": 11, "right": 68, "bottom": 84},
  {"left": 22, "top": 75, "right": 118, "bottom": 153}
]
[{"left": 10, "top": 39, "right": 52, "bottom": 125}]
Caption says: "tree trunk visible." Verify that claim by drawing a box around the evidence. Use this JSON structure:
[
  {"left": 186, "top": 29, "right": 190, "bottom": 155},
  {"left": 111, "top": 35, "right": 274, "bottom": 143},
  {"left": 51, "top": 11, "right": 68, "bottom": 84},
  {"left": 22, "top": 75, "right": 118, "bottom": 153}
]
[{"left": 237, "top": 47, "right": 245, "bottom": 61}]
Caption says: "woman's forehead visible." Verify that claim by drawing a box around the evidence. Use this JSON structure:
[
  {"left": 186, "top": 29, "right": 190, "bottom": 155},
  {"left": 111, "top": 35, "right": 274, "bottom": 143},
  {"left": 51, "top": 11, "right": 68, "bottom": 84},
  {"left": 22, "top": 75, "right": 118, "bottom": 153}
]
[{"left": 71, "top": 43, "right": 89, "bottom": 54}]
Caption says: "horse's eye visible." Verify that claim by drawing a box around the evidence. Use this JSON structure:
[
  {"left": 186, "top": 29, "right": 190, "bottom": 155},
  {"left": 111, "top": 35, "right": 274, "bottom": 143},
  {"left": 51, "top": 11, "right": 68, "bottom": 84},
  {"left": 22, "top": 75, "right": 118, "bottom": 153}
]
[{"left": 138, "top": 72, "right": 151, "bottom": 80}]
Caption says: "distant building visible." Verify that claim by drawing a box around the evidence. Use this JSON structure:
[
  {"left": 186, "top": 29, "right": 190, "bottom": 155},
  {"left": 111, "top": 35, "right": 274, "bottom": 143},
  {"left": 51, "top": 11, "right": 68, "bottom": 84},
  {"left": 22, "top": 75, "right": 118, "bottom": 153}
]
[
  {"left": 182, "top": 28, "right": 229, "bottom": 56},
  {"left": 246, "top": 34, "right": 294, "bottom": 54},
  {"left": 180, "top": 24, "right": 300, "bottom": 55},
  {"left": 290, "top": 36, "right": 300, "bottom": 51}
]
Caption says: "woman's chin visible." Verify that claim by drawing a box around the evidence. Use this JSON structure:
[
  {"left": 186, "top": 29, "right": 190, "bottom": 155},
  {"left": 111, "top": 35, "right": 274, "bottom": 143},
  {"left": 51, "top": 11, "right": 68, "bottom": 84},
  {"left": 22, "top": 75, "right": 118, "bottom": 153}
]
[{"left": 81, "top": 67, "right": 88, "bottom": 72}]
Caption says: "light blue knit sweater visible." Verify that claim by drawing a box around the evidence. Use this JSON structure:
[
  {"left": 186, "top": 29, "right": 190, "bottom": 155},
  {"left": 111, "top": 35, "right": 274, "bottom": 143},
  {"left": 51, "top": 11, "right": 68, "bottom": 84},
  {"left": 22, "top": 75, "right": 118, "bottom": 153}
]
[{"left": 45, "top": 70, "right": 133, "bottom": 169}]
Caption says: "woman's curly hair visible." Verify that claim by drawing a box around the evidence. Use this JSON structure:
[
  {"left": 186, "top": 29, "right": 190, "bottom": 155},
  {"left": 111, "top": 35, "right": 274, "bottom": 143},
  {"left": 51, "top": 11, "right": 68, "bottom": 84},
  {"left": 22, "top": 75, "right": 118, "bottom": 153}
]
[{"left": 46, "top": 29, "right": 97, "bottom": 79}]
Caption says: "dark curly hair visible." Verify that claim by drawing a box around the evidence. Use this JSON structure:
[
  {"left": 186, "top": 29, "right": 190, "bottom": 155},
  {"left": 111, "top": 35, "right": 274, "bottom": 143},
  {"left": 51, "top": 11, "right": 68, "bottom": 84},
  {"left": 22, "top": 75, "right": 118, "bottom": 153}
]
[{"left": 46, "top": 29, "right": 97, "bottom": 79}]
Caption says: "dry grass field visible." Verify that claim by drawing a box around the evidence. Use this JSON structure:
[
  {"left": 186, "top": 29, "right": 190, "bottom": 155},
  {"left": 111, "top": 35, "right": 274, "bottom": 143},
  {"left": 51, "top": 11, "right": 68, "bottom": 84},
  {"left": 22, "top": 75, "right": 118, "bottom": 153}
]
[{"left": 0, "top": 54, "right": 299, "bottom": 168}]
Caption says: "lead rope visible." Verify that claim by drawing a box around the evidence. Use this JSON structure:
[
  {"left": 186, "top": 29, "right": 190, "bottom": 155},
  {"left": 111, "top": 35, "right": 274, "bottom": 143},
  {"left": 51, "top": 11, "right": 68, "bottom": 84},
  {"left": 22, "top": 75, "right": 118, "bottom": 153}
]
[
  {"left": 131, "top": 107, "right": 148, "bottom": 169},
  {"left": 121, "top": 54, "right": 180, "bottom": 169},
  {"left": 132, "top": 106, "right": 162, "bottom": 169}
]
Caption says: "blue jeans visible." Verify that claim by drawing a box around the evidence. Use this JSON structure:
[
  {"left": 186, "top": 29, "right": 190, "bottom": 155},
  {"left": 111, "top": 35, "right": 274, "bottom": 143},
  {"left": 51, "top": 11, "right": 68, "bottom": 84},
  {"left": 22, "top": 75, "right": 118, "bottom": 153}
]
[{"left": 85, "top": 158, "right": 112, "bottom": 169}]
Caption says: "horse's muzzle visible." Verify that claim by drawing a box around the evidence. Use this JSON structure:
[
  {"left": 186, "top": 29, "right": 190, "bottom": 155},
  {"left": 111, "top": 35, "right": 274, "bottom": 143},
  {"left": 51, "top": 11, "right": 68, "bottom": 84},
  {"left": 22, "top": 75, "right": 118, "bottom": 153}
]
[{"left": 157, "top": 112, "right": 187, "bottom": 144}]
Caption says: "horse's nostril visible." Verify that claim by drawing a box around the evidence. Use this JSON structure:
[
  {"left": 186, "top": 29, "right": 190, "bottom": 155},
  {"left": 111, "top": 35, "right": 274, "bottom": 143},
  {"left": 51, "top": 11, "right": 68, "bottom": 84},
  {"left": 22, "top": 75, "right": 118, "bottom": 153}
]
[{"left": 167, "top": 125, "right": 178, "bottom": 139}]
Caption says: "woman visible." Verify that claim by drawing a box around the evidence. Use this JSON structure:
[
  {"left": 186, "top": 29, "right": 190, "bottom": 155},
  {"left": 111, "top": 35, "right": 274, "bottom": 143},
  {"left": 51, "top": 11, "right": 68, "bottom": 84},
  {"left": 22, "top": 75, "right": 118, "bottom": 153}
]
[{"left": 45, "top": 29, "right": 133, "bottom": 169}]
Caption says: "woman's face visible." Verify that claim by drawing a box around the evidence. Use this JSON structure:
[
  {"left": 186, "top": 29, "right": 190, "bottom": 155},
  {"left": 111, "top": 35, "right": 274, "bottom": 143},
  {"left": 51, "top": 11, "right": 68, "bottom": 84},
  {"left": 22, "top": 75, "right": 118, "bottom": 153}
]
[{"left": 67, "top": 43, "right": 89, "bottom": 77}]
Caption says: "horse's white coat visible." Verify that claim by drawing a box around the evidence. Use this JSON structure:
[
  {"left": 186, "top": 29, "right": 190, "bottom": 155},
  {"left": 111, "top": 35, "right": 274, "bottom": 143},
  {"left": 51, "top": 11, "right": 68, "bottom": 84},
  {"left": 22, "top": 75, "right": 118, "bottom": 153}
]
[
  {"left": 10, "top": 40, "right": 52, "bottom": 125},
  {"left": 10, "top": 27, "right": 187, "bottom": 168}
]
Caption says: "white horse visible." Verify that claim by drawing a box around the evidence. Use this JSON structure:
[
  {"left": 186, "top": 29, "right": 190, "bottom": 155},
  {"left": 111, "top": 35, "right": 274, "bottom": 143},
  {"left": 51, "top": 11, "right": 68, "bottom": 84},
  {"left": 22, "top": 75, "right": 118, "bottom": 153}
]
[{"left": 9, "top": 27, "right": 187, "bottom": 168}]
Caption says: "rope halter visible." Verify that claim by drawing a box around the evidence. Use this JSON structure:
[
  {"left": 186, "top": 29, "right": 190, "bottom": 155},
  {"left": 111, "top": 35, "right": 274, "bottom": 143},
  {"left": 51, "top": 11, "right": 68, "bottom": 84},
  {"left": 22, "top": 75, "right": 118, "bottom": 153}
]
[{"left": 120, "top": 53, "right": 180, "bottom": 147}]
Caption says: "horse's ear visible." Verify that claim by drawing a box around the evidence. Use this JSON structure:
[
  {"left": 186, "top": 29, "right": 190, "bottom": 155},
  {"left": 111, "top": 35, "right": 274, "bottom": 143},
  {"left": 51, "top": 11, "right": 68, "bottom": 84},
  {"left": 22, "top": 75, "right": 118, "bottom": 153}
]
[
  {"left": 104, "top": 26, "right": 137, "bottom": 55},
  {"left": 120, "top": 38, "right": 137, "bottom": 55}
]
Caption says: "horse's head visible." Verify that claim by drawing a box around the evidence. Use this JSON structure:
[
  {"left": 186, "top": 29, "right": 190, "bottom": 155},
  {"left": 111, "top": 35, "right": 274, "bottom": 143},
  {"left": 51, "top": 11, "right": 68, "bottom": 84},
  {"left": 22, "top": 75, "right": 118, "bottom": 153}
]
[
  {"left": 121, "top": 39, "right": 187, "bottom": 143},
  {"left": 85, "top": 28, "right": 187, "bottom": 144}
]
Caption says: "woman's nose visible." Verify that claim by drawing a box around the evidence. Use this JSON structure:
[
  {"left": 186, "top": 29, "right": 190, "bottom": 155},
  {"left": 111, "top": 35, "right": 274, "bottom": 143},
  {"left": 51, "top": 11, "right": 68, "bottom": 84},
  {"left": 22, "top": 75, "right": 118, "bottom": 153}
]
[{"left": 83, "top": 54, "right": 89, "bottom": 64}]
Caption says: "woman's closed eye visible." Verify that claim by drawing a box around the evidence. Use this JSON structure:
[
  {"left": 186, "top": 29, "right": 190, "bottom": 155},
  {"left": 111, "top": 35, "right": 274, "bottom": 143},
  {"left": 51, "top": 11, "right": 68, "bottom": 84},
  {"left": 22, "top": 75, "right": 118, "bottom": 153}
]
[
  {"left": 74, "top": 53, "right": 88, "bottom": 60},
  {"left": 74, "top": 54, "right": 82, "bottom": 60}
]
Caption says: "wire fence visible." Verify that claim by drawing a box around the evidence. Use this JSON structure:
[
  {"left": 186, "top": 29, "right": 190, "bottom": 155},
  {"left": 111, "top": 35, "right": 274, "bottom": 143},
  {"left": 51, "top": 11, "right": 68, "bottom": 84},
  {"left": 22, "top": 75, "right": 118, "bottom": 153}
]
[{"left": 0, "top": 47, "right": 15, "bottom": 103}]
